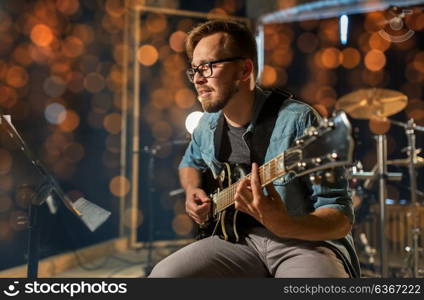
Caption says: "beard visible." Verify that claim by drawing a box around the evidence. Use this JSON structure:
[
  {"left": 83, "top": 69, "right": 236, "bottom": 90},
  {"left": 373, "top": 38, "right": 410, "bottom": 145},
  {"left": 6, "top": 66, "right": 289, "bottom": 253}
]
[{"left": 198, "top": 81, "right": 239, "bottom": 113}]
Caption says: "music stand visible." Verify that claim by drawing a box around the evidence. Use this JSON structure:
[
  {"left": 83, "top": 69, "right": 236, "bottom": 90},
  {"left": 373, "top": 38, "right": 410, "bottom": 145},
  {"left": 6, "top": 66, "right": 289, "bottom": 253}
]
[{"left": 0, "top": 115, "right": 111, "bottom": 278}]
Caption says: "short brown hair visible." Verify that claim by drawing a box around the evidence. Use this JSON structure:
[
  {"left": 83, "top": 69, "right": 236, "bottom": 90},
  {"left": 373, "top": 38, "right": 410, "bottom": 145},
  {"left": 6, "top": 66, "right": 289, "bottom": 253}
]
[{"left": 185, "top": 20, "right": 258, "bottom": 76}]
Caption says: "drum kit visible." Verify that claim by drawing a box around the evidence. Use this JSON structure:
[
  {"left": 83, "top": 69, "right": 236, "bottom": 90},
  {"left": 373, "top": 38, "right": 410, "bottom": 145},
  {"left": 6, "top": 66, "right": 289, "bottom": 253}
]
[{"left": 336, "top": 88, "right": 424, "bottom": 278}]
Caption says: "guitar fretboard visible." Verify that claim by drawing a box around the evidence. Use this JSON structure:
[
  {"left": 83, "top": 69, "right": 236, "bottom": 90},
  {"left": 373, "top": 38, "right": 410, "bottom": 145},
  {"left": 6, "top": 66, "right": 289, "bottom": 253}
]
[{"left": 213, "top": 150, "right": 301, "bottom": 214}]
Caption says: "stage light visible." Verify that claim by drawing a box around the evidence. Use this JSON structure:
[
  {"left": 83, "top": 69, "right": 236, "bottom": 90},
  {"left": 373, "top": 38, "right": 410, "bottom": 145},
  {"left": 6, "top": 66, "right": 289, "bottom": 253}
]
[
  {"left": 340, "top": 14, "right": 349, "bottom": 45},
  {"left": 185, "top": 111, "right": 203, "bottom": 134}
]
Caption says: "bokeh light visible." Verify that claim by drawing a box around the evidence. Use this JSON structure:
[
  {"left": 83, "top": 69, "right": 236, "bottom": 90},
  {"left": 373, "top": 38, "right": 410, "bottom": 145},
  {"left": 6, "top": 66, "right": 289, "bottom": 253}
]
[
  {"left": 45, "top": 102, "right": 67, "bottom": 124},
  {"left": 137, "top": 45, "right": 159, "bottom": 66},
  {"left": 413, "top": 51, "right": 424, "bottom": 73},
  {"left": 30, "top": 24, "right": 54, "bottom": 47},
  {"left": 271, "top": 47, "right": 293, "bottom": 67},
  {"left": 369, "top": 32, "right": 391, "bottom": 52},
  {"left": 175, "top": 88, "right": 196, "bottom": 109},
  {"left": 109, "top": 176, "right": 130, "bottom": 197},
  {"left": 320, "top": 47, "right": 341, "bottom": 69},
  {"left": 405, "top": 63, "right": 424, "bottom": 83},
  {"left": 44, "top": 76, "right": 66, "bottom": 97},
  {"left": 6, "top": 65, "right": 29, "bottom": 88},
  {"left": 72, "top": 24, "right": 95, "bottom": 45},
  {"left": 12, "top": 44, "right": 32, "bottom": 66},
  {"left": 341, "top": 48, "right": 361, "bottom": 69},
  {"left": 84, "top": 72, "right": 106, "bottom": 93},
  {"left": 63, "top": 143, "right": 85, "bottom": 163},
  {"left": 123, "top": 208, "right": 143, "bottom": 229},
  {"left": 103, "top": 113, "right": 122, "bottom": 134},
  {"left": 146, "top": 13, "right": 167, "bottom": 33},
  {"left": 261, "top": 65, "right": 277, "bottom": 86},
  {"left": 58, "top": 109, "right": 80, "bottom": 132},
  {"left": 319, "top": 19, "right": 339, "bottom": 43},
  {"left": 169, "top": 31, "right": 187, "bottom": 53},
  {"left": 369, "top": 117, "right": 391, "bottom": 135},
  {"left": 364, "top": 49, "right": 386, "bottom": 71},
  {"left": 62, "top": 36, "right": 84, "bottom": 58},
  {"left": 56, "top": 0, "right": 80, "bottom": 15},
  {"left": 104, "top": 0, "right": 126, "bottom": 17},
  {"left": 151, "top": 88, "right": 174, "bottom": 109},
  {"left": 172, "top": 214, "right": 193, "bottom": 236},
  {"left": 66, "top": 72, "right": 85, "bottom": 93}
]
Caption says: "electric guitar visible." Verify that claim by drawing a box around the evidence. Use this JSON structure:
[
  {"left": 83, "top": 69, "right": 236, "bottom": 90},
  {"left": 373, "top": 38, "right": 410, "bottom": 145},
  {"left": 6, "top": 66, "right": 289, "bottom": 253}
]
[{"left": 197, "top": 111, "right": 354, "bottom": 242}]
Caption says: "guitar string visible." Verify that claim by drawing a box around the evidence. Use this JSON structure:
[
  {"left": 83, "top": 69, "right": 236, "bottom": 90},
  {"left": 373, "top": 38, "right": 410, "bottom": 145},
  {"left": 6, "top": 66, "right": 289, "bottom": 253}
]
[
  {"left": 217, "top": 154, "right": 287, "bottom": 209},
  {"left": 219, "top": 151, "right": 304, "bottom": 211},
  {"left": 215, "top": 151, "right": 301, "bottom": 212}
]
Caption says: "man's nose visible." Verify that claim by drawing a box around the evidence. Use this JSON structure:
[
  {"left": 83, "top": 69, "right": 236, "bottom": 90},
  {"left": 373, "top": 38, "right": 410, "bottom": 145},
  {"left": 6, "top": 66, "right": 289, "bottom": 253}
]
[{"left": 194, "top": 71, "right": 207, "bottom": 84}]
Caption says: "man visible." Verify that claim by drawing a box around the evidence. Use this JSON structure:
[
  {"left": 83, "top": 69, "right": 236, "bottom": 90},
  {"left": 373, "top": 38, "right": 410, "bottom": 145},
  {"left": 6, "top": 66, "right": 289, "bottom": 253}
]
[{"left": 149, "top": 20, "right": 360, "bottom": 278}]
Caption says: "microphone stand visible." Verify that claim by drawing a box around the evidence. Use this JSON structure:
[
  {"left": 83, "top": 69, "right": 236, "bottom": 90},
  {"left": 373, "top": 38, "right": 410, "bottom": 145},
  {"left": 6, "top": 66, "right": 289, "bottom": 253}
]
[
  {"left": 141, "top": 139, "right": 189, "bottom": 276},
  {"left": 141, "top": 144, "right": 157, "bottom": 276}
]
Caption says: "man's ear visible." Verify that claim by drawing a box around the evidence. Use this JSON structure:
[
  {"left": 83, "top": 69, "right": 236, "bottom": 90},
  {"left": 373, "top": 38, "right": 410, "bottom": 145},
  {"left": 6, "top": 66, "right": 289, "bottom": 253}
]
[{"left": 240, "top": 59, "right": 254, "bottom": 81}]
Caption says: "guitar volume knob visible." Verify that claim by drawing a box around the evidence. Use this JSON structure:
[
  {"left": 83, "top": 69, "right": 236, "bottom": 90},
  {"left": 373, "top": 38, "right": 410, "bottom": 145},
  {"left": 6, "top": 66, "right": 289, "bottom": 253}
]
[
  {"left": 329, "top": 152, "right": 338, "bottom": 160},
  {"left": 312, "top": 157, "right": 322, "bottom": 165},
  {"left": 325, "top": 171, "right": 336, "bottom": 183},
  {"left": 309, "top": 174, "right": 323, "bottom": 184}
]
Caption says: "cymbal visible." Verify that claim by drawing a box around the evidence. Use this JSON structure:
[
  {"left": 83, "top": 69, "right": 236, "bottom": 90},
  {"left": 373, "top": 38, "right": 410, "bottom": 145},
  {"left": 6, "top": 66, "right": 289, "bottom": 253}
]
[
  {"left": 336, "top": 88, "right": 407, "bottom": 119},
  {"left": 387, "top": 156, "right": 424, "bottom": 167}
]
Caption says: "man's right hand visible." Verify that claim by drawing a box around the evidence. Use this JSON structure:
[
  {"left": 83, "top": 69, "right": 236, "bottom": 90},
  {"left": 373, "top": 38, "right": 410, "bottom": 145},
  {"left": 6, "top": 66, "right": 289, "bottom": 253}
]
[{"left": 185, "top": 188, "right": 211, "bottom": 224}]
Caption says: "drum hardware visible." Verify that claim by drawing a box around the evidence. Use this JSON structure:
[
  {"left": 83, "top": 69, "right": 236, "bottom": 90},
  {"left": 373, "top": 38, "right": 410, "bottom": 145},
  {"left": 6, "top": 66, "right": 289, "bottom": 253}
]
[
  {"left": 387, "top": 156, "right": 424, "bottom": 167},
  {"left": 401, "top": 246, "right": 424, "bottom": 277},
  {"left": 349, "top": 171, "right": 403, "bottom": 182},
  {"left": 359, "top": 232, "right": 377, "bottom": 269},
  {"left": 387, "top": 118, "right": 424, "bottom": 277},
  {"left": 337, "top": 88, "right": 423, "bottom": 277},
  {"left": 346, "top": 136, "right": 404, "bottom": 277}
]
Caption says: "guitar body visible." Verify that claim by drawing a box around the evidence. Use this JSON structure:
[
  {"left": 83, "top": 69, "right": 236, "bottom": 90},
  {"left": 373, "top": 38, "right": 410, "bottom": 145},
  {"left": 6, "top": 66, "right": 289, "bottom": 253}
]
[{"left": 196, "top": 163, "right": 249, "bottom": 243}]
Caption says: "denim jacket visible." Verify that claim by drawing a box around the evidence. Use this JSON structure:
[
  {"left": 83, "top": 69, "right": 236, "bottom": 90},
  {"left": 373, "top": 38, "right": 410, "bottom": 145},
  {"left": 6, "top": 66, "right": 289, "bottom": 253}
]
[{"left": 179, "top": 87, "right": 360, "bottom": 277}]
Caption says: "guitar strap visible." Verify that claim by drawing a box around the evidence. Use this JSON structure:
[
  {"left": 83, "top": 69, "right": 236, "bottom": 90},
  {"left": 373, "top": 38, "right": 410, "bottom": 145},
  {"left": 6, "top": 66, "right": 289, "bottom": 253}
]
[{"left": 250, "top": 88, "right": 292, "bottom": 165}]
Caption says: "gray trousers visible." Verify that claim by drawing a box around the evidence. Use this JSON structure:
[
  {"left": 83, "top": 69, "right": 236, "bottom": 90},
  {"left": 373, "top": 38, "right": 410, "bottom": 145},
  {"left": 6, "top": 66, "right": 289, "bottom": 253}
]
[{"left": 149, "top": 227, "right": 349, "bottom": 278}]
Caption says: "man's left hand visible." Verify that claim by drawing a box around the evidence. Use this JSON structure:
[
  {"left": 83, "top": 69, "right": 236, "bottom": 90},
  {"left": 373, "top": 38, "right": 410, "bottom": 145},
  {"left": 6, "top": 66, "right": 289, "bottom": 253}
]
[{"left": 234, "top": 163, "right": 289, "bottom": 230}]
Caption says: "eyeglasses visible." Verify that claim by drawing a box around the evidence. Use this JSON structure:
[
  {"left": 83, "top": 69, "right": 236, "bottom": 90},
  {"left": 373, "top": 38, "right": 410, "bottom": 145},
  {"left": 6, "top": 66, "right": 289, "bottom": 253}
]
[{"left": 186, "top": 56, "right": 246, "bottom": 83}]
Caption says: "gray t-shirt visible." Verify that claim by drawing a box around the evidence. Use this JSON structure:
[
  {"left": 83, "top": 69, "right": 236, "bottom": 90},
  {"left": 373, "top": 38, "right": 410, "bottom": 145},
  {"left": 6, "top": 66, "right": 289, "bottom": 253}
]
[{"left": 218, "top": 120, "right": 250, "bottom": 165}]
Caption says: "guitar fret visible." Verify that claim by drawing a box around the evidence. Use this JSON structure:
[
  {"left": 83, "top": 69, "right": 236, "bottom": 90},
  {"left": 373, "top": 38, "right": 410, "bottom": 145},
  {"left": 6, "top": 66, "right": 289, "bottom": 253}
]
[{"left": 214, "top": 154, "right": 289, "bottom": 213}]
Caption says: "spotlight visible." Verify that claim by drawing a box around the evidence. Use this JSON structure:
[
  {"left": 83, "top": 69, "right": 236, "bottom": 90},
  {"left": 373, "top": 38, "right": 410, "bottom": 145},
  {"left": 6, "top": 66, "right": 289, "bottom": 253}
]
[
  {"left": 184, "top": 111, "right": 203, "bottom": 134},
  {"left": 340, "top": 14, "right": 349, "bottom": 45}
]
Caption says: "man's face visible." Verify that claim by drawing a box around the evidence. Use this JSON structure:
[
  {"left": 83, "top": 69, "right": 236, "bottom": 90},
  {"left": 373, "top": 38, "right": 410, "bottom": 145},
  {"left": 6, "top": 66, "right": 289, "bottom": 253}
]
[{"left": 191, "top": 33, "right": 243, "bottom": 113}]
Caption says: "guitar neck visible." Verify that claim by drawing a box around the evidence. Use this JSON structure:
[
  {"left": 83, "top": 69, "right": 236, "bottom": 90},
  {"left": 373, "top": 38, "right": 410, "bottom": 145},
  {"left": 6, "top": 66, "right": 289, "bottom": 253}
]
[{"left": 214, "top": 152, "right": 289, "bottom": 213}]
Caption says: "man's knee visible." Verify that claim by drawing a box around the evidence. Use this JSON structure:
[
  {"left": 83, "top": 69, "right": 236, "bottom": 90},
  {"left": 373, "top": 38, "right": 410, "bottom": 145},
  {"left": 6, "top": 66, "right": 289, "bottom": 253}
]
[{"left": 148, "top": 258, "right": 184, "bottom": 278}]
